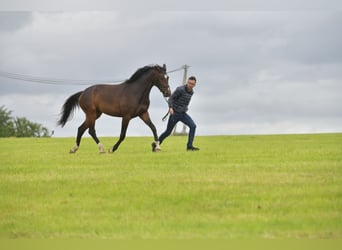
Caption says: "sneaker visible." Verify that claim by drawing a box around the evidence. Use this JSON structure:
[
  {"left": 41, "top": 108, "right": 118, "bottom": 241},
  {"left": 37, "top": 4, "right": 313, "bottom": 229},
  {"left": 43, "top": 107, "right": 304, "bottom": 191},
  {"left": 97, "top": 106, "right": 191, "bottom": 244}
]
[{"left": 187, "top": 146, "right": 200, "bottom": 151}]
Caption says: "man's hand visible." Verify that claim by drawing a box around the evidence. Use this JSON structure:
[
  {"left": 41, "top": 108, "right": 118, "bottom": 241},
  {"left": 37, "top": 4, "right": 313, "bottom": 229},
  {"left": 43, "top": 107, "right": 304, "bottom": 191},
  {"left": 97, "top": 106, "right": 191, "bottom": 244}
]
[{"left": 169, "top": 107, "right": 174, "bottom": 115}]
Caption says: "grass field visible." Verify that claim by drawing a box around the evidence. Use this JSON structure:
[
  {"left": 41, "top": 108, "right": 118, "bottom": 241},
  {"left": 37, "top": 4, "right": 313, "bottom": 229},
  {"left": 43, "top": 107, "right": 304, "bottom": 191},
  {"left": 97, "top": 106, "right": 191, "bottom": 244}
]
[{"left": 0, "top": 134, "right": 341, "bottom": 239}]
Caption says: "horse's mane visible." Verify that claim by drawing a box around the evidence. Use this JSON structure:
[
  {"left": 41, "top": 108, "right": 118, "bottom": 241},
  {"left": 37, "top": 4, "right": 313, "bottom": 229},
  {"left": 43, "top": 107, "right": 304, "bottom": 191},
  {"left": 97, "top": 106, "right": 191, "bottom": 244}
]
[{"left": 125, "top": 65, "right": 164, "bottom": 84}]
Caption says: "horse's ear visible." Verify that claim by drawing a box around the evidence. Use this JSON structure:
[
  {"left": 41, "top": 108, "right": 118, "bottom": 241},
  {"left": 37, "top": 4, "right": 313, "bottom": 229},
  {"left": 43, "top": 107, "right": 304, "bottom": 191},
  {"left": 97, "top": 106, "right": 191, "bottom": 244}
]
[{"left": 163, "top": 64, "right": 166, "bottom": 71}]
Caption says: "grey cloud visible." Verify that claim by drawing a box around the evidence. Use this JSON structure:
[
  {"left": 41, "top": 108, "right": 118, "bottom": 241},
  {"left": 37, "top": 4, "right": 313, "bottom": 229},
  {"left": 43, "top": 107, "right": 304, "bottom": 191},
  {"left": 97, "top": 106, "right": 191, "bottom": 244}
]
[
  {"left": 0, "top": 11, "right": 341, "bottom": 136},
  {"left": 0, "top": 11, "right": 33, "bottom": 32},
  {"left": 271, "top": 12, "right": 342, "bottom": 64}
]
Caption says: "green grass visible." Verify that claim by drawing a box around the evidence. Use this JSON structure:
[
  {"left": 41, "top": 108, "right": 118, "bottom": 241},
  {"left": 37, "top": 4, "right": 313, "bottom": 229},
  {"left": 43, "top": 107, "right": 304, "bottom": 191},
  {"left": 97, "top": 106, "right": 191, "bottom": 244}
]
[{"left": 0, "top": 134, "right": 341, "bottom": 239}]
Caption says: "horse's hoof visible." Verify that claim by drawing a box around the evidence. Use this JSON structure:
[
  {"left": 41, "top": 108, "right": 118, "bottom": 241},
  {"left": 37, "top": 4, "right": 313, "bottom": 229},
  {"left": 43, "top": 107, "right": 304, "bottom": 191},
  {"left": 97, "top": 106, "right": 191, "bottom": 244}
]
[
  {"left": 152, "top": 147, "right": 161, "bottom": 152},
  {"left": 108, "top": 149, "right": 114, "bottom": 154},
  {"left": 98, "top": 143, "right": 106, "bottom": 154},
  {"left": 69, "top": 145, "right": 79, "bottom": 154},
  {"left": 151, "top": 142, "right": 161, "bottom": 152}
]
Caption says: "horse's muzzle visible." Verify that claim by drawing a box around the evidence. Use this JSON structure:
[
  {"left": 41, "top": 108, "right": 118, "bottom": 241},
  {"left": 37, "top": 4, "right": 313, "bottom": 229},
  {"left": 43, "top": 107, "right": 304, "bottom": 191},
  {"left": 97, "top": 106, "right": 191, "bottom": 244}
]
[{"left": 163, "top": 88, "right": 171, "bottom": 97}]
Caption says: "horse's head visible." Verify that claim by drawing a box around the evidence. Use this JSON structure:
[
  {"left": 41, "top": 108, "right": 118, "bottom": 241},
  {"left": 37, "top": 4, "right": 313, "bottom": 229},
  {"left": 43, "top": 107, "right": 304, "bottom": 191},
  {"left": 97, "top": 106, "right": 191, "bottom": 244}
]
[{"left": 153, "top": 64, "right": 171, "bottom": 97}]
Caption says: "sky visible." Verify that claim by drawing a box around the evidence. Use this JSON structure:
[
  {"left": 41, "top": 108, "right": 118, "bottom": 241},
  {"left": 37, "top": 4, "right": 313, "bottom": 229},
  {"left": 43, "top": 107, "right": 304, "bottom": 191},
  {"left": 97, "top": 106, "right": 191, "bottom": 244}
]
[{"left": 0, "top": 7, "right": 341, "bottom": 138}]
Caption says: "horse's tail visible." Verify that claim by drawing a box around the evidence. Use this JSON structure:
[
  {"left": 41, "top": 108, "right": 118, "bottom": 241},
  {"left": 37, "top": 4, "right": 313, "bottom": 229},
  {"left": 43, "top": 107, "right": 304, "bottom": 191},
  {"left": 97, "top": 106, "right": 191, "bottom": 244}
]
[{"left": 57, "top": 91, "right": 83, "bottom": 127}]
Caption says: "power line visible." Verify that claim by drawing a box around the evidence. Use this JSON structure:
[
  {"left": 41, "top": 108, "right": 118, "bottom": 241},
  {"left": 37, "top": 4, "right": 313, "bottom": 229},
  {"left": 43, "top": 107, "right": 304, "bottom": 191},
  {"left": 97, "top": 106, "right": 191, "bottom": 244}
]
[
  {"left": 0, "top": 66, "right": 186, "bottom": 86},
  {"left": 167, "top": 65, "right": 189, "bottom": 74},
  {"left": 0, "top": 71, "right": 123, "bottom": 85}
]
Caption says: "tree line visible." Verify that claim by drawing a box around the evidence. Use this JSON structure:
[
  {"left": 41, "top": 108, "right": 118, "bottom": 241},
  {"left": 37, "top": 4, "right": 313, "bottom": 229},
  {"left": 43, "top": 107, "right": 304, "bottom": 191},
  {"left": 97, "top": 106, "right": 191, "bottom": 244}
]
[{"left": 0, "top": 105, "right": 50, "bottom": 137}]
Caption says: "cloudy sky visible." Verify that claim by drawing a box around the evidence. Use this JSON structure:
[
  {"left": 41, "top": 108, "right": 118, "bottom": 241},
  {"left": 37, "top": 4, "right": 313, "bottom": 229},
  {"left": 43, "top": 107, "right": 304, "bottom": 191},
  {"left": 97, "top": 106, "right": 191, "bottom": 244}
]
[{"left": 0, "top": 7, "right": 341, "bottom": 137}]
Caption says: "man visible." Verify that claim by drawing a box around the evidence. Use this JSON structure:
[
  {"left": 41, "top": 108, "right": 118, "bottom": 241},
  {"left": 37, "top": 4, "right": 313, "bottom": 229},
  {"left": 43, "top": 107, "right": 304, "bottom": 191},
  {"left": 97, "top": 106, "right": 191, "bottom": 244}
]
[{"left": 154, "top": 76, "right": 199, "bottom": 151}]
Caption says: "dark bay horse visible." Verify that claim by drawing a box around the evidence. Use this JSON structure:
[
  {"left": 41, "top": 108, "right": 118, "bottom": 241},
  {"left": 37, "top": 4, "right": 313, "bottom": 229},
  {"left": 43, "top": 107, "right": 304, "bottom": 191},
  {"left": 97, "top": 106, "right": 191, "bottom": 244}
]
[{"left": 58, "top": 64, "right": 171, "bottom": 153}]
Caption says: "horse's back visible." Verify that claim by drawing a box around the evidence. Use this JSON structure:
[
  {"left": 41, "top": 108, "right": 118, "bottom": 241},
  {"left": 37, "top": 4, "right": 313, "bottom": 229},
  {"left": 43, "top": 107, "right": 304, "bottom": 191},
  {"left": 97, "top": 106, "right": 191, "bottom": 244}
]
[{"left": 80, "top": 84, "right": 124, "bottom": 116}]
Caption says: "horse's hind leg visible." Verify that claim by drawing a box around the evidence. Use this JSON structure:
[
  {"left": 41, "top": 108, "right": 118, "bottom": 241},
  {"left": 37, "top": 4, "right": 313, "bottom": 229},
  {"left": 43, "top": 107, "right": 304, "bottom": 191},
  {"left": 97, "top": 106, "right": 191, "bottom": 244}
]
[
  {"left": 88, "top": 128, "right": 105, "bottom": 153},
  {"left": 88, "top": 127, "right": 103, "bottom": 153},
  {"left": 88, "top": 112, "right": 106, "bottom": 153},
  {"left": 70, "top": 121, "right": 88, "bottom": 153}
]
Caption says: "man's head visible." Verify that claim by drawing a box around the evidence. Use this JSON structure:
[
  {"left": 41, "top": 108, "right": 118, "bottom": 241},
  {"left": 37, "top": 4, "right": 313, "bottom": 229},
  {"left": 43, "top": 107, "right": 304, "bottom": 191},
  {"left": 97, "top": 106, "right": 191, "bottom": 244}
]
[{"left": 186, "top": 76, "right": 197, "bottom": 91}]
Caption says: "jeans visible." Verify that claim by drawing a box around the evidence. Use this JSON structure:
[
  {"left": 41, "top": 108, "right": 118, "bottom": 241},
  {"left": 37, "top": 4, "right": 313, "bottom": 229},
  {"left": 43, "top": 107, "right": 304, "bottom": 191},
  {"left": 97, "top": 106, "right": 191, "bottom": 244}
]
[{"left": 159, "top": 112, "right": 197, "bottom": 148}]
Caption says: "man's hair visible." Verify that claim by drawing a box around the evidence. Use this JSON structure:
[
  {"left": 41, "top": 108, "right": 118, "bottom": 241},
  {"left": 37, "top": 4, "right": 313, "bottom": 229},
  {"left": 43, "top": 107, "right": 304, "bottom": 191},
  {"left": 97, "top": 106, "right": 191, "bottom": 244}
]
[{"left": 188, "top": 76, "right": 197, "bottom": 82}]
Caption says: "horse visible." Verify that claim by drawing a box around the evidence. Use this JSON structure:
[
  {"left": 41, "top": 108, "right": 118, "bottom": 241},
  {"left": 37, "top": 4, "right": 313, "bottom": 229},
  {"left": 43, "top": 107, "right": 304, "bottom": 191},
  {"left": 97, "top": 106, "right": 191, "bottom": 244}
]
[{"left": 57, "top": 64, "right": 171, "bottom": 153}]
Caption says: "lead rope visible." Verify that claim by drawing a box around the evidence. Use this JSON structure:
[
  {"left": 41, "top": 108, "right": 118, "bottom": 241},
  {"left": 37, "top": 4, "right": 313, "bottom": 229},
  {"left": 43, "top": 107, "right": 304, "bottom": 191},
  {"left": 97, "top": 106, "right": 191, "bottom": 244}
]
[
  {"left": 162, "top": 96, "right": 170, "bottom": 121},
  {"left": 162, "top": 110, "right": 170, "bottom": 122}
]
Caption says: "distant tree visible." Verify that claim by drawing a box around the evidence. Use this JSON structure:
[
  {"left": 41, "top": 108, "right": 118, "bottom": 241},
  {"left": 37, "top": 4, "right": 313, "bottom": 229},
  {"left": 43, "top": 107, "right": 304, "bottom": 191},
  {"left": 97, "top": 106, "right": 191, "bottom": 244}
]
[
  {"left": 40, "top": 126, "right": 50, "bottom": 137},
  {"left": 0, "top": 105, "right": 15, "bottom": 137},
  {"left": 14, "top": 117, "right": 50, "bottom": 137},
  {"left": 0, "top": 105, "right": 50, "bottom": 137}
]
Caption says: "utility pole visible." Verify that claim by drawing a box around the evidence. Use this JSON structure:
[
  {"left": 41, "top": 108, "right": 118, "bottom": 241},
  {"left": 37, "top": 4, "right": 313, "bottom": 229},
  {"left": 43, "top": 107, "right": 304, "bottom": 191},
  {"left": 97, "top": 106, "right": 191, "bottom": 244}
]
[{"left": 173, "top": 64, "right": 190, "bottom": 136}]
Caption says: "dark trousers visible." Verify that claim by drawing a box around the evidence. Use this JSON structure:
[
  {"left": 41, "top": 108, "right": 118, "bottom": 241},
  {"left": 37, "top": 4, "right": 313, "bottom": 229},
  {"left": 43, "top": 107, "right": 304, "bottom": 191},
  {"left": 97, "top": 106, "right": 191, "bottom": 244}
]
[{"left": 159, "top": 112, "right": 197, "bottom": 148}]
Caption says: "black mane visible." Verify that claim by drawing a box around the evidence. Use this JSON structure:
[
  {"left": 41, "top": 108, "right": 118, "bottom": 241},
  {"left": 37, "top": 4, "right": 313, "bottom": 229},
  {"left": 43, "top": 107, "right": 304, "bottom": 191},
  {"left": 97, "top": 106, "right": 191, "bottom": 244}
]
[{"left": 125, "top": 65, "right": 164, "bottom": 84}]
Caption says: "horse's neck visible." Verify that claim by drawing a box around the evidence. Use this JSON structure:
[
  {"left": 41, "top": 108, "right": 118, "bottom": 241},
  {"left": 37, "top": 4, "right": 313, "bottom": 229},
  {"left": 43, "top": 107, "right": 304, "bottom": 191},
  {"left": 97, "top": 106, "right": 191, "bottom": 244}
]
[{"left": 125, "top": 72, "right": 155, "bottom": 100}]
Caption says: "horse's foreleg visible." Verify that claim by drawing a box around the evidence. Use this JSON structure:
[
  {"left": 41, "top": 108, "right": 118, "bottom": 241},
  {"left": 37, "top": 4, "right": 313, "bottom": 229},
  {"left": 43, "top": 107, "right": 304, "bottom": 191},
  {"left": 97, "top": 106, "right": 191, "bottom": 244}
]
[
  {"left": 109, "top": 117, "right": 130, "bottom": 153},
  {"left": 139, "top": 112, "right": 160, "bottom": 152}
]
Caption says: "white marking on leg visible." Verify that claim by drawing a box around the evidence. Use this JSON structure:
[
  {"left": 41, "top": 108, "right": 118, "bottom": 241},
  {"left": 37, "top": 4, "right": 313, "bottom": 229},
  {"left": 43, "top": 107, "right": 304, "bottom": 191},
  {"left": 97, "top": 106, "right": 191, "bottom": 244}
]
[
  {"left": 155, "top": 141, "right": 161, "bottom": 152},
  {"left": 98, "top": 142, "right": 106, "bottom": 154},
  {"left": 69, "top": 144, "right": 79, "bottom": 154},
  {"left": 108, "top": 148, "right": 114, "bottom": 154}
]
